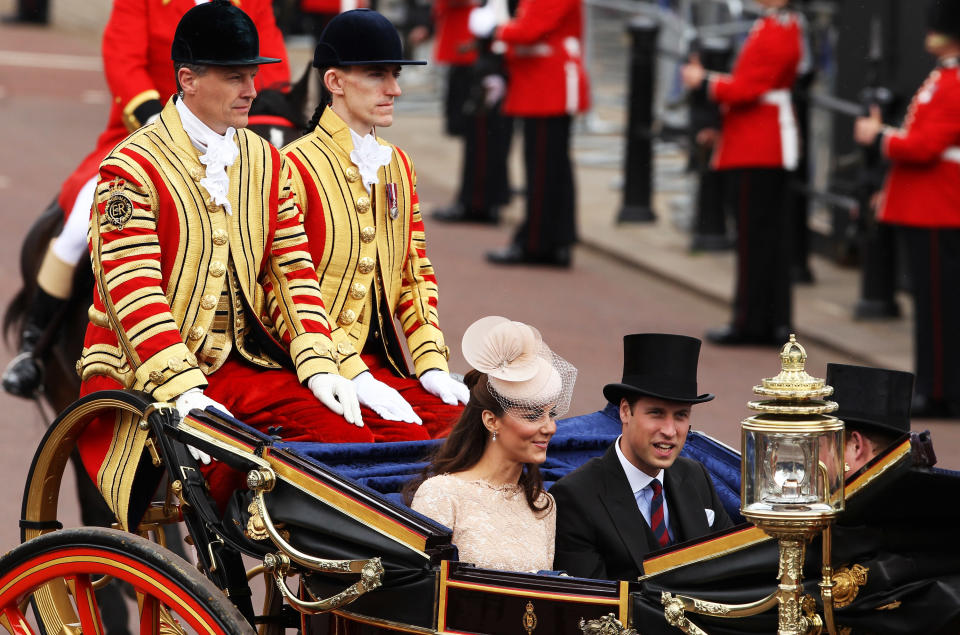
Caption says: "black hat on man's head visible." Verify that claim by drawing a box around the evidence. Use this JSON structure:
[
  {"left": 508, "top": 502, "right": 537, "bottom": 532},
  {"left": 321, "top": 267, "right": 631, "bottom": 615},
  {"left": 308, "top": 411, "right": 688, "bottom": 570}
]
[
  {"left": 826, "top": 363, "right": 914, "bottom": 437},
  {"left": 928, "top": 0, "right": 960, "bottom": 40},
  {"left": 313, "top": 9, "right": 427, "bottom": 68},
  {"left": 603, "top": 334, "right": 715, "bottom": 405},
  {"left": 171, "top": 0, "right": 281, "bottom": 66}
]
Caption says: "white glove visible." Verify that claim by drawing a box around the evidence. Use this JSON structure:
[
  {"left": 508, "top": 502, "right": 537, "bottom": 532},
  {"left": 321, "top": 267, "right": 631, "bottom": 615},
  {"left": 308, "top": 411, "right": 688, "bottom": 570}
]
[
  {"left": 308, "top": 373, "right": 363, "bottom": 427},
  {"left": 174, "top": 387, "right": 232, "bottom": 465},
  {"left": 469, "top": 4, "right": 498, "bottom": 38},
  {"left": 482, "top": 74, "right": 506, "bottom": 107},
  {"left": 419, "top": 369, "right": 469, "bottom": 406},
  {"left": 352, "top": 371, "right": 422, "bottom": 424}
]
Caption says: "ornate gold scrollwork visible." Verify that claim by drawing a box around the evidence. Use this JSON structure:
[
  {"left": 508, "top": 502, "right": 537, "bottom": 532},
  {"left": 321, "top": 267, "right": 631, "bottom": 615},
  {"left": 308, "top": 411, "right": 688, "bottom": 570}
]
[
  {"left": 579, "top": 612, "right": 639, "bottom": 635},
  {"left": 832, "top": 564, "right": 869, "bottom": 609},
  {"left": 245, "top": 500, "right": 269, "bottom": 541},
  {"left": 522, "top": 601, "right": 538, "bottom": 634}
]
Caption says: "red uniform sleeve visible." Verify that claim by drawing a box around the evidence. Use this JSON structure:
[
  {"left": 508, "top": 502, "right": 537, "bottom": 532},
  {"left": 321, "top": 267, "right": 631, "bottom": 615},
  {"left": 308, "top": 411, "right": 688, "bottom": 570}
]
[
  {"left": 709, "top": 19, "right": 798, "bottom": 106},
  {"left": 101, "top": 0, "right": 161, "bottom": 131},
  {"left": 248, "top": 0, "right": 292, "bottom": 91},
  {"left": 496, "top": 0, "right": 573, "bottom": 45},
  {"left": 884, "top": 80, "right": 960, "bottom": 165}
]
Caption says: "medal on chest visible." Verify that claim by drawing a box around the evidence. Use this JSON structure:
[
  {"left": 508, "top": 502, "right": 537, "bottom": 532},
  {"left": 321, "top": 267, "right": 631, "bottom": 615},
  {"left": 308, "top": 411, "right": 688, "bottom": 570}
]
[{"left": 385, "top": 183, "right": 399, "bottom": 220}]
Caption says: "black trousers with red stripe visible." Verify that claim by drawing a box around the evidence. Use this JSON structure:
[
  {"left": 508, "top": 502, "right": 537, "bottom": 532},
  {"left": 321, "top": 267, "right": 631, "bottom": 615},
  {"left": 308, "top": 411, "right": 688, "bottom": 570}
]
[
  {"left": 513, "top": 115, "right": 577, "bottom": 255},
  {"left": 725, "top": 167, "right": 792, "bottom": 337},
  {"left": 900, "top": 226, "right": 960, "bottom": 404},
  {"left": 457, "top": 104, "right": 513, "bottom": 213},
  {"left": 444, "top": 65, "right": 473, "bottom": 137}
]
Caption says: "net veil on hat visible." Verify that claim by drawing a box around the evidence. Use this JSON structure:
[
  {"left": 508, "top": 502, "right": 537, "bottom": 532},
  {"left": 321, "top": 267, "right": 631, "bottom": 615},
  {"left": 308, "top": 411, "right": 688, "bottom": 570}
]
[{"left": 462, "top": 316, "right": 577, "bottom": 417}]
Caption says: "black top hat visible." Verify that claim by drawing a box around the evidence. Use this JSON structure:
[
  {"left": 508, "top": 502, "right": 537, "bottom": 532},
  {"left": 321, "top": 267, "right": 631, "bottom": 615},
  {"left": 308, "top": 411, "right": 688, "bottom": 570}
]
[
  {"left": 313, "top": 9, "right": 427, "bottom": 68},
  {"left": 826, "top": 363, "right": 914, "bottom": 437},
  {"left": 928, "top": 0, "right": 960, "bottom": 40},
  {"left": 171, "top": 0, "right": 281, "bottom": 66},
  {"left": 603, "top": 334, "right": 715, "bottom": 405}
]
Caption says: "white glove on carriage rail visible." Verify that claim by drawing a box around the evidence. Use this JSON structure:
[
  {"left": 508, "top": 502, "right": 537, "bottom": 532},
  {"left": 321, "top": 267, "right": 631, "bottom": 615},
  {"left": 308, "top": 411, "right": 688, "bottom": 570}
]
[
  {"left": 352, "top": 371, "right": 422, "bottom": 424},
  {"left": 308, "top": 373, "right": 364, "bottom": 427},
  {"left": 174, "top": 387, "right": 233, "bottom": 465},
  {"left": 419, "top": 369, "right": 469, "bottom": 406}
]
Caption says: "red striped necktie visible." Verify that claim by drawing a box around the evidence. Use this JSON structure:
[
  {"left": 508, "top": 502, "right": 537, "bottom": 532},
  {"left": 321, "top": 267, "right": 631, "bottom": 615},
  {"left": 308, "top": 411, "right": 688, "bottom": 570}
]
[{"left": 649, "top": 480, "right": 671, "bottom": 548}]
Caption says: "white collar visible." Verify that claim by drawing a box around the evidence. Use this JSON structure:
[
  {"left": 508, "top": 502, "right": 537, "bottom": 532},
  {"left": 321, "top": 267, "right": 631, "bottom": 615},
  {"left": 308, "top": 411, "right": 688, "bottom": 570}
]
[
  {"left": 614, "top": 435, "right": 665, "bottom": 494},
  {"left": 349, "top": 128, "right": 393, "bottom": 194},
  {"left": 176, "top": 97, "right": 239, "bottom": 215}
]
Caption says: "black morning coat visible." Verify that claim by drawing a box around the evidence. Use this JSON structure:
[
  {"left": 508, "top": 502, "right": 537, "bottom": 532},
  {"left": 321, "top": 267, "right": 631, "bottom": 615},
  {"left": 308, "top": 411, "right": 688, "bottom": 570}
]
[{"left": 550, "top": 443, "right": 733, "bottom": 581}]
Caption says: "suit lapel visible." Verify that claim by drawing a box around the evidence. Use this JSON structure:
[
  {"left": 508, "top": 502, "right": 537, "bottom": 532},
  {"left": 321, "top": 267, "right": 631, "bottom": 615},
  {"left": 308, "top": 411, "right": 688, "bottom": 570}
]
[
  {"left": 597, "top": 445, "right": 653, "bottom": 573},
  {"left": 665, "top": 462, "right": 709, "bottom": 542}
]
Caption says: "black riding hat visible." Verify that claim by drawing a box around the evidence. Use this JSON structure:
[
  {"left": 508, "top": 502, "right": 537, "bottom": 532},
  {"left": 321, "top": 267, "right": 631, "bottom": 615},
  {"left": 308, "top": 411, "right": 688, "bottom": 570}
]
[
  {"left": 928, "top": 0, "right": 960, "bottom": 40},
  {"left": 171, "top": 0, "right": 281, "bottom": 66},
  {"left": 603, "top": 334, "right": 715, "bottom": 405},
  {"left": 826, "top": 363, "right": 914, "bottom": 437},
  {"left": 313, "top": 9, "right": 427, "bottom": 68}
]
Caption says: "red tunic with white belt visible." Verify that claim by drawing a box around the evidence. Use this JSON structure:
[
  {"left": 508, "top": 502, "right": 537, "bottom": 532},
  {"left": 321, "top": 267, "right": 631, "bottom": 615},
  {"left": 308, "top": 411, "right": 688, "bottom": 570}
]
[
  {"left": 708, "top": 10, "right": 802, "bottom": 170},
  {"left": 494, "top": 0, "right": 590, "bottom": 117},
  {"left": 433, "top": 0, "right": 480, "bottom": 66},
  {"left": 57, "top": 0, "right": 290, "bottom": 216},
  {"left": 878, "top": 60, "right": 960, "bottom": 228}
]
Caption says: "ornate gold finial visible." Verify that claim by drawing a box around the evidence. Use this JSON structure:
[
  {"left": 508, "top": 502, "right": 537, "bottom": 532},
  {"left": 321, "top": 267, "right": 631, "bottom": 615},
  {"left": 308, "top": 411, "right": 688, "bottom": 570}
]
[
  {"left": 749, "top": 334, "right": 838, "bottom": 414},
  {"left": 779, "top": 334, "right": 806, "bottom": 371}
]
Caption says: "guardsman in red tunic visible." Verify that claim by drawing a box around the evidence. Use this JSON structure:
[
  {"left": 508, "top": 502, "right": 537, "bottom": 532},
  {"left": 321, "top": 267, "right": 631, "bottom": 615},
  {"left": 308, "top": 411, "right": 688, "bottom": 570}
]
[
  {"left": 682, "top": 0, "right": 802, "bottom": 345},
  {"left": 2, "top": 0, "right": 290, "bottom": 398},
  {"left": 76, "top": 1, "right": 361, "bottom": 529},
  {"left": 855, "top": 0, "right": 960, "bottom": 418},
  {"left": 285, "top": 10, "right": 469, "bottom": 441},
  {"left": 472, "top": 0, "right": 590, "bottom": 267},
  {"left": 430, "top": 0, "right": 514, "bottom": 224}
]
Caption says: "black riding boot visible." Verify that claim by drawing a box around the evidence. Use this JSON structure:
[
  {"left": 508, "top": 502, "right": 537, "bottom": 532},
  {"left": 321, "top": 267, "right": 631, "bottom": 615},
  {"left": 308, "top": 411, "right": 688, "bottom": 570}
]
[{"left": 2, "top": 288, "right": 66, "bottom": 398}]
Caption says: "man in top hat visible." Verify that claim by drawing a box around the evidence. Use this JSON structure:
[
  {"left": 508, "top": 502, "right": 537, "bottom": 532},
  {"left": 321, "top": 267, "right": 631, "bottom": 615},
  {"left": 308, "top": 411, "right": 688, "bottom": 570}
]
[
  {"left": 827, "top": 363, "right": 915, "bottom": 477},
  {"left": 76, "top": 0, "right": 362, "bottom": 528},
  {"left": 854, "top": 0, "right": 960, "bottom": 418},
  {"left": 283, "top": 9, "right": 469, "bottom": 443},
  {"left": 551, "top": 334, "right": 733, "bottom": 581}
]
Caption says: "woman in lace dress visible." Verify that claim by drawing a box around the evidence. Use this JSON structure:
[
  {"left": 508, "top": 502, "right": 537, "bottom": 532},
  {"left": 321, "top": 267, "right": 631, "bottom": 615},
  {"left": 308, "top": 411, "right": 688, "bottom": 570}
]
[{"left": 406, "top": 316, "right": 577, "bottom": 572}]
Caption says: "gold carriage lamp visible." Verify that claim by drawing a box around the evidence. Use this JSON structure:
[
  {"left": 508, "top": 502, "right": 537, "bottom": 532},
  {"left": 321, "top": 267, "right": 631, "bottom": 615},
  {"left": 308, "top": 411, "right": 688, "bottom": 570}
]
[{"left": 662, "top": 335, "right": 845, "bottom": 635}]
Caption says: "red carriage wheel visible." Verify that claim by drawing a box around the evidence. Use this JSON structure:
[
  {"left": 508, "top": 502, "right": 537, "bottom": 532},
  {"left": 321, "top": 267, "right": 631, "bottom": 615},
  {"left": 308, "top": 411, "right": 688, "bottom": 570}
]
[{"left": 0, "top": 527, "right": 253, "bottom": 635}]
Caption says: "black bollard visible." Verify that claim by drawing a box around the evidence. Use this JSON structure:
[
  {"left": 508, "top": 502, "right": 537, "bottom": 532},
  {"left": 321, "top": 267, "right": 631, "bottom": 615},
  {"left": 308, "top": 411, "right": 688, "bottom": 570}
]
[
  {"left": 3, "top": 0, "right": 48, "bottom": 23},
  {"left": 690, "top": 37, "right": 733, "bottom": 250},
  {"left": 618, "top": 16, "right": 659, "bottom": 223}
]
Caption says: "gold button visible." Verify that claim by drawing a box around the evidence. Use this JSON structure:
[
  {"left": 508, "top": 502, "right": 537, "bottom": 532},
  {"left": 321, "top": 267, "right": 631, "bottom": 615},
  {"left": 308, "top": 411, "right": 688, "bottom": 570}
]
[
  {"left": 356, "top": 196, "right": 371, "bottom": 213},
  {"left": 201, "top": 294, "right": 217, "bottom": 310},
  {"left": 189, "top": 326, "right": 205, "bottom": 341},
  {"left": 207, "top": 201, "right": 223, "bottom": 213},
  {"left": 149, "top": 370, "right": 164, "bottom": 384},
  {"left": 350, "top": 282, "right": 366, "bottom": 299},
  {"left": 212, "top": 229, "right": 228, "bottom": 245},
  {"left": 337, "top": 342, "right": 354, "bottom": 356},
  {"left": 338, "top": 309, "right": 356, "bottom": 326},
  {"left": 190, "top": 167, "right": 204, "bottom": 182},
  {"left": 167, "top": 358, "right": 184, "bottom": 372},
  {"left": 210, "top": 261, "right": 226, "bottom": 277},
  {"left": 357, "top": 257, "right": 375, "bottom": 274},
  {"left": 346, "top": 167, "right": 360, "bottom": 183},
  {"left": 313, "top": 343, "right": 332, "bottom": 357},
  {"left": 360, "top": 226, "right": 376, "bottom": 243}
]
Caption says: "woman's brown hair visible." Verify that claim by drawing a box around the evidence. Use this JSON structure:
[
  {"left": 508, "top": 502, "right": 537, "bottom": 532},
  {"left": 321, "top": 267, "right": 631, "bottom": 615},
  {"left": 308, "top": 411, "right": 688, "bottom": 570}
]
[{"left": 403, "top": 369, "right": 551, "bottom": 513}]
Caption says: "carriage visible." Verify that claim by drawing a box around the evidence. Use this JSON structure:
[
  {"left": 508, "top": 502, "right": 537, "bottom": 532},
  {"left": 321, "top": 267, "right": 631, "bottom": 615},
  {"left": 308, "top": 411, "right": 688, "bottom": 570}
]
[{"left": 2, "top": 369, "right": 959, "bottom": 634}]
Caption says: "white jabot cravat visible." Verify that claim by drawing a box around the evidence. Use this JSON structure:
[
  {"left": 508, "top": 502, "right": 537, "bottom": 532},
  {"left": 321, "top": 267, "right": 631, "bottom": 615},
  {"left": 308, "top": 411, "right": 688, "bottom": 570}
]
[
  {"left": 176, "top": 97, "right": 239, "bottom": 215},
  {"left": 349, "top": 128, "right": 394, "bottom": 194}
]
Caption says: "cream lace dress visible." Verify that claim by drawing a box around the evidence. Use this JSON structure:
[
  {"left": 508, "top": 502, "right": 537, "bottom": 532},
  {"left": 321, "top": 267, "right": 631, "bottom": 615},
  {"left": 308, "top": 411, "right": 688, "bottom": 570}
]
[{"left": 411, "top": 474, "right": 556, "bottom": 572}]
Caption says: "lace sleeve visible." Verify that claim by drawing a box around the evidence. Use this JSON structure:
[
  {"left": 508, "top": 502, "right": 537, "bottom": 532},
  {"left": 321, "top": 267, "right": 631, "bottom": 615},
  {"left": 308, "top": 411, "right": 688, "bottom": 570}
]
[
  {"left": 411, "top": 476, "right": 457, "bottom": 529},
  {"left": 544, "top": 493, "right": 557, "bottom": 568}
]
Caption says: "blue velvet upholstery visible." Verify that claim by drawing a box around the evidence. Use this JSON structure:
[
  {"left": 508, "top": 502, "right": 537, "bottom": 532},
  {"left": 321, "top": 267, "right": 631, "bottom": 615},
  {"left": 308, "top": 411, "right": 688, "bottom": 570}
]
[{"left": 279, "top": 402, "right": 744, "bottom": 523}]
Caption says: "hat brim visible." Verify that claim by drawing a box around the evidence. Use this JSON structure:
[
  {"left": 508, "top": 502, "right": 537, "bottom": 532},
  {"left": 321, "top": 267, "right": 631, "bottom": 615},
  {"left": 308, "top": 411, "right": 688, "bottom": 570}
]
[
  {"left": 839, "top": 416, "right": 909, "bottom": 437},
  {"left": 313, "top": 58, "right": 428, "bottom": 67},
  {"left": 188, "top": 56, "right": 283, "bottom": 65},
  {"left": 602, "top": 383, "right": 715, "bottom": 405}
]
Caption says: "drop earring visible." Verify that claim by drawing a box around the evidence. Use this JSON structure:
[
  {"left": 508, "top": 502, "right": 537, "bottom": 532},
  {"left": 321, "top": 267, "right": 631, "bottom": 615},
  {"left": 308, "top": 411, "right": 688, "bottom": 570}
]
[{"left": 491, "top": 430, "right": 498, "bottom": 442}]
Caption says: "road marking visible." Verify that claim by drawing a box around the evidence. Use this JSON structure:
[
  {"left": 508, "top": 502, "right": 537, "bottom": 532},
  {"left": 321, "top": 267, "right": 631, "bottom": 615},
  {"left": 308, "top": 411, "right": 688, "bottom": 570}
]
[{"left": 0, "top": 50, "right": 101, "bottom": 72}]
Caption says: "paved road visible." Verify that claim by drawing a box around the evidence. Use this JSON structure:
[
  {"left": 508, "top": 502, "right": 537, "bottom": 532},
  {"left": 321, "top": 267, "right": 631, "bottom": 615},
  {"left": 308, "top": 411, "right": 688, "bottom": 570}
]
[{"left": 0, "top": 21, "right": 956, "bottom": 565}]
